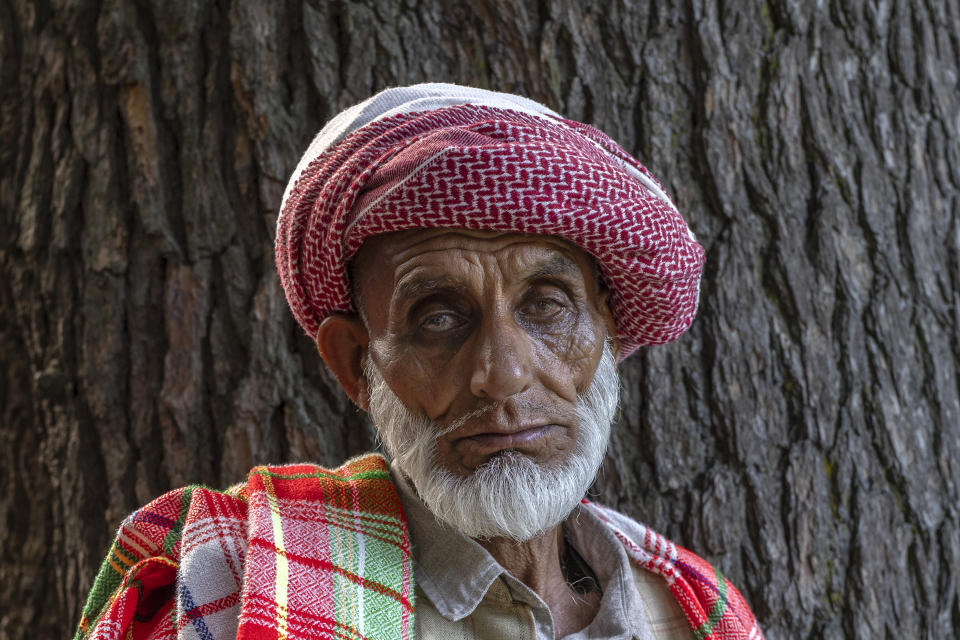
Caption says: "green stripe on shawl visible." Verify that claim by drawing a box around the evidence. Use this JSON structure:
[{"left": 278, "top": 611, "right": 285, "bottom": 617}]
[
  {"left": 163, "top": 486, "right": 193, "bottom": 555},
  {"left": 74, "top": 542, "right": 126, "bottom": 639}
]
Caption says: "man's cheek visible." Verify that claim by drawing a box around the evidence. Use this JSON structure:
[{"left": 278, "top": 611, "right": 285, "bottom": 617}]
[{"left": 537, "top": 326, "right": 604, "bottom": 389}]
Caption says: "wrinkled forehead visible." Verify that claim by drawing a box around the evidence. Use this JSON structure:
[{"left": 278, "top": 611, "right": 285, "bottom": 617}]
[{"left": 349, "top": 229, "right": 604, "bottom": 300}]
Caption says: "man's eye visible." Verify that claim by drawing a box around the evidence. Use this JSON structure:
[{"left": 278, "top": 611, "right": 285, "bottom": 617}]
[
  {"left": 420, "top": 311, "right": 462, "bottom": 332},
  {"left": 522, "top": 297, "right": 565, "bottom": 318}
]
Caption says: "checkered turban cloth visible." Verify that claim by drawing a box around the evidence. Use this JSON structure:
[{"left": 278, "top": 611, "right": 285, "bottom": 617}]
[{"left": 276, "top": 83, "right": 704, "bottom": 358}]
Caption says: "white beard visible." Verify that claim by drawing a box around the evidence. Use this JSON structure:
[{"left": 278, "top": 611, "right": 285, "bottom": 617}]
[{"left": 366, "top": 343, "right": 619, "bottom": 541}]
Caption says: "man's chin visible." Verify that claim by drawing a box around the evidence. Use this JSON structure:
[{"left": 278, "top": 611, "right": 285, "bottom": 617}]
[{"left": 403, "top": 449, "right": 590, "bottom": 542}]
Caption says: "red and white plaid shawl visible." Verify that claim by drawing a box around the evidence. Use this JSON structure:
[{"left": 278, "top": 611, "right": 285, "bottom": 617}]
[{"left": 275, "top": 84, "right": 705, "bottom": 358}]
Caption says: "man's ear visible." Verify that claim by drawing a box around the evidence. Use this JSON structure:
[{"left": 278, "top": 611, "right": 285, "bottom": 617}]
[
  {"left": 595, "top": 286, "right": 622, "bottom": 359},
  {"left": 315, "top": 314, "right": 371, "bottom": 409}
]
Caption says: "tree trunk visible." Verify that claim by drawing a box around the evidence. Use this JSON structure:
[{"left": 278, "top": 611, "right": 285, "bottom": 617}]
[{"left": 2, "top": 0, "right": 958, "bottom": 638}]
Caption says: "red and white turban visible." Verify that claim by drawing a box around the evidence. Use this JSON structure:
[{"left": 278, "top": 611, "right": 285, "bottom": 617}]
[{"left": 276, "top": 83, "right": 704, "bottom": 359}]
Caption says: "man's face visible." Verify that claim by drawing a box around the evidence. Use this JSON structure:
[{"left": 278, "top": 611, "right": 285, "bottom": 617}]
[
  {"left": 350, "top": 229, "right": 619, "bottom": 540},
  {"left": 352, "top": 229, "right": 615, "bottom": 476}
]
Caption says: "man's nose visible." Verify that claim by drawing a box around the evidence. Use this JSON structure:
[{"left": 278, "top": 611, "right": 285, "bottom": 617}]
[{"left": 469, "top": 314, "right": 533, "bottom": 400}]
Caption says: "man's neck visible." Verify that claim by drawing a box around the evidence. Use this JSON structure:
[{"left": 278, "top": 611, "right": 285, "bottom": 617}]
[{"left": 478, "top": 526, "right": 601, "bottom": 638}]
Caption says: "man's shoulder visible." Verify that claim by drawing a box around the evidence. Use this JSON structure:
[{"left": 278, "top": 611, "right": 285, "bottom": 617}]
[
  {"left": 105, "top": 452, "right": 393, "bottom": 550},
  {"left": 583, "top": 500, "right": 712, "bottom": 570},
  {"left": 76, "top": 453, "right": 399, "bottom": 640},
  {"left": 125, "top": 452, "right": 399, "bottom": 552},
  {"left": 581, "top": 500, "right": 650, "bottom": 539},
  {"left": 583, "top": 501, "right": 765, "bottom": 640}
]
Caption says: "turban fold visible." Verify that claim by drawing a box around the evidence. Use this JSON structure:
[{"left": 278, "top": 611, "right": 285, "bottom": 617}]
[{"left": 276, "top": 83, "right": 704, "bottom": 359}]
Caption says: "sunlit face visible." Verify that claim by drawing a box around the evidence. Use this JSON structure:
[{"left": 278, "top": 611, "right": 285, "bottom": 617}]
[{"left": 351, "top": 229, "right": 616, "bottom": 477}]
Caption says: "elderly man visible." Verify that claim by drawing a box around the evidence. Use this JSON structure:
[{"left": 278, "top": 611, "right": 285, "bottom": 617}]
[{"left": 76, "top": 84, "right": 761, "bottom": 640}]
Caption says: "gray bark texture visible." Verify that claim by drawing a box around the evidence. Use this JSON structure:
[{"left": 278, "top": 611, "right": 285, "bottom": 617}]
[{"left": 2, "top": 0, "right": 959, "bottom": 638}]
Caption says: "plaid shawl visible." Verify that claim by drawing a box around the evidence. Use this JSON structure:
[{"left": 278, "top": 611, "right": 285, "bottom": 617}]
[
  {"left": 75, "top": 454, "right": 761, "bottom": 640},
  {"left": 75, "top": 455, "right": 412, "bottom": 640}
]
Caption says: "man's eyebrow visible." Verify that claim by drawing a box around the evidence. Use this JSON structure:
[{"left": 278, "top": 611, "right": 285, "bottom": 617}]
[
  {"left": 523, "top": 254, "right": 581, "bottom": 282},
  {"left": 393, "top": 275, "right": 469, "bottom": 303}
]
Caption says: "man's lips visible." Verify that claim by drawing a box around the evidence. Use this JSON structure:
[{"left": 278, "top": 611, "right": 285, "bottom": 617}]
[{"left": 454, "top": 424, "right": 560, "bottom": 455}]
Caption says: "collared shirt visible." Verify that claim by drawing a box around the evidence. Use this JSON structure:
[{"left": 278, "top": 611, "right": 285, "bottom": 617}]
[{"left": 391, "top": 467, "right": 694, "bottom": 640}]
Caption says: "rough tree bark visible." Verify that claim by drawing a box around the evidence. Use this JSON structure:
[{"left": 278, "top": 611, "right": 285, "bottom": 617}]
[{"left": 1, "top": 0, "right": 958, "bottom": 638}]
